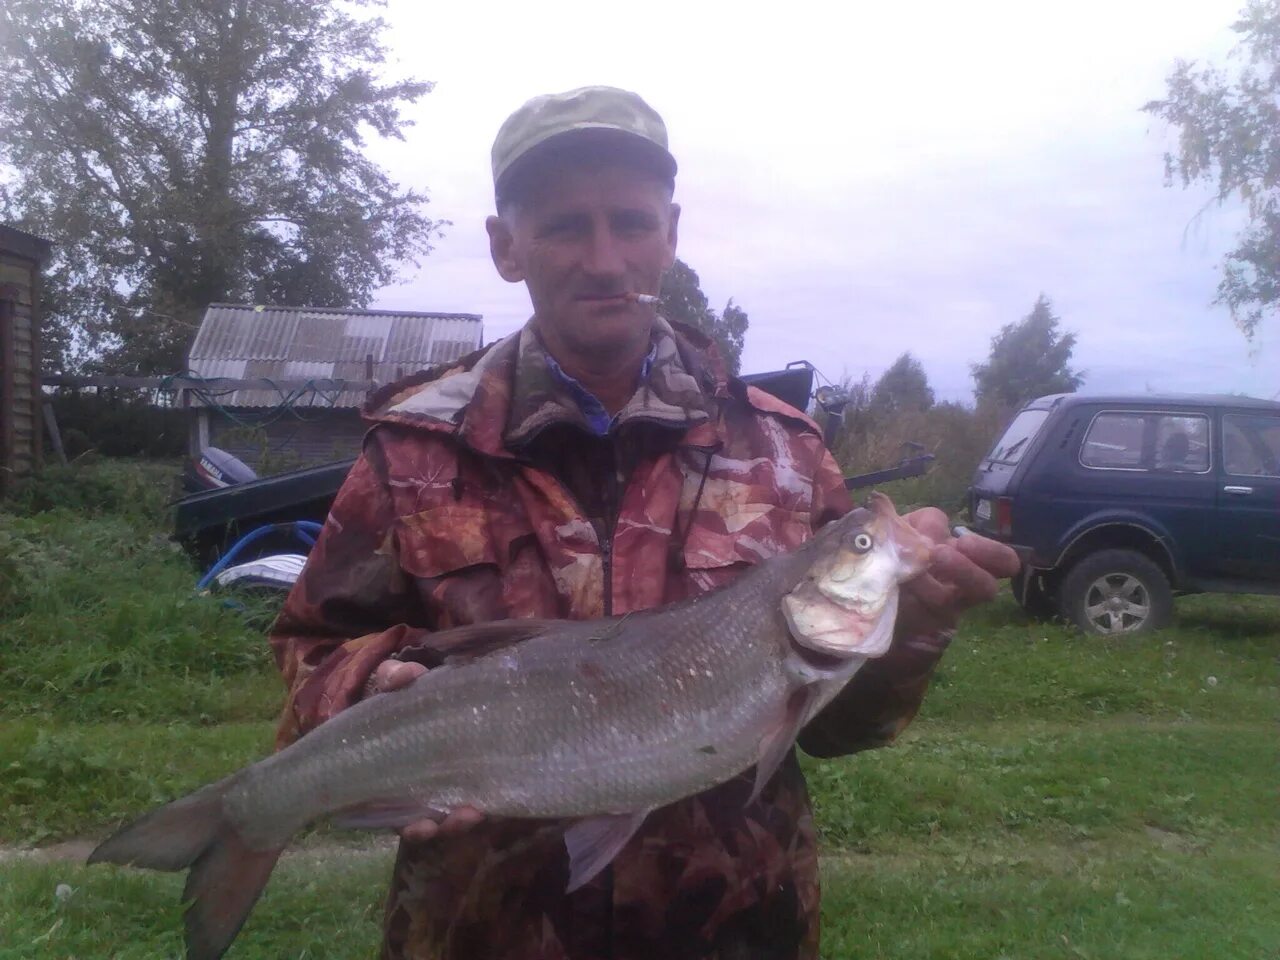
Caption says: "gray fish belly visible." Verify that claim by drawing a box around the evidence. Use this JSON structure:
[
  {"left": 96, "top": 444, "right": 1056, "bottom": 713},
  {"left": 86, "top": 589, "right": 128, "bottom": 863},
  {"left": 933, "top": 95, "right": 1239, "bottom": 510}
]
[{"left": 226, "top": 564, "right": 801, "bottom": 844}]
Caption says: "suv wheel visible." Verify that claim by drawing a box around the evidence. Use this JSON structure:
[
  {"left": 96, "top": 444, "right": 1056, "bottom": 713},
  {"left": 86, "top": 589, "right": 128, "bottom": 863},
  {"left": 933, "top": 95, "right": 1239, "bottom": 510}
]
[
  {"left": 1059, "top": 549, "right": 1173, "bottom": 635},
  {"left": 1011, "top": 568, "right": 1057, "bottom": 620}
]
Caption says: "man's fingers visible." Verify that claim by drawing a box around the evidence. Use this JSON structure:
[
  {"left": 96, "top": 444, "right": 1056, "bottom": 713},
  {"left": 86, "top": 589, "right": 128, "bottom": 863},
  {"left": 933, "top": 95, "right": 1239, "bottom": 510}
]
[
  {"left": 904, "top": 507, "right": 1021, "bottom": 581},
  {"left": 903, "top": 571, "right": 958, "bottom": 614},
  {"left": 399, "top": 805, "right": 484, "bottom": 844},
  {"left": 371, "top": 660, "right": 428, "bottom": 694},
  {"left": 438, "top": 805, "right": 484, "bottom": 835},
  {"left": 898, "top": 573, "right": 960, "bottom": 635},
  {"left": 930, "top": 543, "right": 1002, "bottom": 605},
  {"left": 899, "top": 542, "right": 1005, "bottom": 636},
  {"left": 903, "top": 506, "right": 952, "bottom": 543},
  {"left": 399, "top": 819, "right": 441, "bottom": 843},
  {"left": 953, "top": 532, "right": 1022, "bottom": 579},
  {"left": 894, "top": 509, "right": 1019, "bottom": 640}
]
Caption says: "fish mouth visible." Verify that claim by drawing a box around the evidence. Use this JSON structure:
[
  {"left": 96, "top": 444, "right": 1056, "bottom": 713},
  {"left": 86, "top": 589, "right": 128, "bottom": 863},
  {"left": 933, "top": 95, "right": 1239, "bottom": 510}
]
[
  {"left": 816, "top": 581, "right": 889, "bottom": 618},
  {"left": 788, "top": 642, "right": 854, "bottom": 673},
  {"left": 782, "top": 567, "right": 895, "bottom": 659},
  {"left": 782, "top": 589, "right": 895, "bottom": 659}
]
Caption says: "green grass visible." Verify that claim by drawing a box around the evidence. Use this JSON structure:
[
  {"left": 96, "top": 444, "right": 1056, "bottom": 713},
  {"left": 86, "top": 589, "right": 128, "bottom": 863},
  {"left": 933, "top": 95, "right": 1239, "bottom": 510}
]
[
  {"left": 805, "top": 720, "right": 1275, "bottom": 845},
  {"left": 819, "top": 835, "right": 1278, "bottom": 960},
  {"left": 1, "top": 460, "right": 1277, "bottom": 958},
  {"left": 0, "top": 721, "right": 274, "bottom": 843},
  {"left": 1, "top": 460, "right": 281, "bottom": 725},
  {"left": 0, "top": 854, "right": 390, "bottom": 959}
]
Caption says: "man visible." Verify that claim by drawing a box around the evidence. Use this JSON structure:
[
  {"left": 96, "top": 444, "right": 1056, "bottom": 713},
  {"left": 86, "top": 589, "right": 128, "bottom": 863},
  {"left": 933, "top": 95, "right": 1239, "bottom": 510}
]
[{"left": 270, "top": 86, "right": 1019, "bottom": 960}]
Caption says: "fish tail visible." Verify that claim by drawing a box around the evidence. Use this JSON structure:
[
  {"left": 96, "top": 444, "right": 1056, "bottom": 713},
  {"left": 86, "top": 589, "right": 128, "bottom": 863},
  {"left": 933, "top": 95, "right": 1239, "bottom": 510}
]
[{"left": 88, "top": 777, "right": 284, "bottom": 960}]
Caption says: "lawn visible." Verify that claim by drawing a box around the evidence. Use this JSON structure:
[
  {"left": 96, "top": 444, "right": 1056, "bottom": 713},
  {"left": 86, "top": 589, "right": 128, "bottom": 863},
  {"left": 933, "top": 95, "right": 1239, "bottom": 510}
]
[{"left": 1, "top": 461, "right": 1276, "bottom": 959}]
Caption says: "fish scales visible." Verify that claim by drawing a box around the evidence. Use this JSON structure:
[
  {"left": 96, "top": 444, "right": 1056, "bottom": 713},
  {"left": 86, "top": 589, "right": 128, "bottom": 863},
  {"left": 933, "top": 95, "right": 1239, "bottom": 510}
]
[
  {"left": 87, "top": 492, "right": 936, "bottom": 960},
  {"left": 231, "top": 555, "right": 800, "bottom": 838}
]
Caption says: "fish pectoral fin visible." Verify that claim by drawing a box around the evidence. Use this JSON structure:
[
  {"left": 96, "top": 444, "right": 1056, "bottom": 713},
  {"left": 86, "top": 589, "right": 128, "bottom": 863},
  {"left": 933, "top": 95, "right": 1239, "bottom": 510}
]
[
  {"left": 563, "top": 810, "right": 649, "bottom": 893},
  {"left": 750, "top": 685, "right": 820, "bottom": 805},
  {"left": 333, "top": 800, "right": 447, "bottom": 831}
]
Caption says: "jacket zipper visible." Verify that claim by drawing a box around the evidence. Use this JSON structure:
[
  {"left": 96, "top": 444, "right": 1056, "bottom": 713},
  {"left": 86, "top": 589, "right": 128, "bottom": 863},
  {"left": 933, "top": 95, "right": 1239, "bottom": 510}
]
[
  {"left": 526, "top": 433, "right": 621, "bottom": 618},
  {"left": 601, "top": 534, "right": 613, "bottom": 617},
  {"left": 530, "top": 465, "right": 617, "bottom": 618},
  {"left": 599, "top": 446, "right": 618, "bottom": 955},
  {"left": 601, "top": 437, "right": 620, "bottom": 617}
]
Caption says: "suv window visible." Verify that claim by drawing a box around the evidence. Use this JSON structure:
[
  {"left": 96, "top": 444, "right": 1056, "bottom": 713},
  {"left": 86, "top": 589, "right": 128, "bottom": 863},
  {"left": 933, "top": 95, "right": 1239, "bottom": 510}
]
[
  {"left": 1081, "top": 413, "right": 1145, "bottom": 469},
  {"left": 986, "top": 410, "right": 1049, "bottom": 464},
  {"left": 1224, "top": 414, "right": 1280, "bottom": 477},
  {"left": 1081, "top": 411, "right": 1210, "bottom": 472},
  {"left": 1154, "top": 415, "right": 1210, "bottom": 472}
]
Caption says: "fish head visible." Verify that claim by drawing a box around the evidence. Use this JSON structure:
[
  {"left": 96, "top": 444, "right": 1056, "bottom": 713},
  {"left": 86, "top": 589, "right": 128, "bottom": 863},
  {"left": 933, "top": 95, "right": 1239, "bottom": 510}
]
[{"left": 782, "top": 492, "right": 935, "bottom": 659}]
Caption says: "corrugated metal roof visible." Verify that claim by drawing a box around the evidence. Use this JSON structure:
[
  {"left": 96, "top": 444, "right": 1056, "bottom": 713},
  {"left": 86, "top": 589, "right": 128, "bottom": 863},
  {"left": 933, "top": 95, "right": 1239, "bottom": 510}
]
[{"left": 187, "top": 303, "right": 484, "bottom": 408}]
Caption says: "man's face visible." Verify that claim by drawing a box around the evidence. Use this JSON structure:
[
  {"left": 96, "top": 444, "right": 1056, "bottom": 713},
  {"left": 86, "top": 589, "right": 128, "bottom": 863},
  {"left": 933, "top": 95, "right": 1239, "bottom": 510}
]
[{"left": 487, "top": 160, "right": 679, "bottom": 359}]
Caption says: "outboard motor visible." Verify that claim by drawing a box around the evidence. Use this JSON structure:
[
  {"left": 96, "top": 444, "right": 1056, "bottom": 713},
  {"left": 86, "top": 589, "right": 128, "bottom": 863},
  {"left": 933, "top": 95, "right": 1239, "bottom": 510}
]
[{"left": 182, "top": 446, "right": 258, "bottom": 493}]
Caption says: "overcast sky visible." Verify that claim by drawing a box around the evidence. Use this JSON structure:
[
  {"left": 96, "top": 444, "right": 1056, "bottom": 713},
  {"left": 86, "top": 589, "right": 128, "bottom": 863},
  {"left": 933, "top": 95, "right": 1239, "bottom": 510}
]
[{"left": 366, "top": 0, "right": 1278, "bottom": 404}]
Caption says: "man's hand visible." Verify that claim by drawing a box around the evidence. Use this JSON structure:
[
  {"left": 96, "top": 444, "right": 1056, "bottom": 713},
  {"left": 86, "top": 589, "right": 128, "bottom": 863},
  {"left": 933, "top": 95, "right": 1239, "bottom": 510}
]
[
  {"left": 896, "top": 507, "right": 1022, "bottom": 639},
  {"left": 796, "top": 506, "right": 1021, "bottom": 757},
  {"left": 368, "top": 661, "right": 485, "bottom": 842}
]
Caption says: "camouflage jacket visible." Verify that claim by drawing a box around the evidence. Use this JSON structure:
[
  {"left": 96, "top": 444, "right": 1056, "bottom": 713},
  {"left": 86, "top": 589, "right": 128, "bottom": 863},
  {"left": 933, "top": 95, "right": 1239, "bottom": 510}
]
[{"left": 269, "top": 318, "right": 945, "bottom": 960}]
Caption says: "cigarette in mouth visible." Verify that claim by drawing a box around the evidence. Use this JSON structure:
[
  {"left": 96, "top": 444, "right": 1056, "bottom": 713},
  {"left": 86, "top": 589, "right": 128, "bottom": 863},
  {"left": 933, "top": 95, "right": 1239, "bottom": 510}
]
[{"left": 626, "top": 293, "right": 661, "bottom": 305}]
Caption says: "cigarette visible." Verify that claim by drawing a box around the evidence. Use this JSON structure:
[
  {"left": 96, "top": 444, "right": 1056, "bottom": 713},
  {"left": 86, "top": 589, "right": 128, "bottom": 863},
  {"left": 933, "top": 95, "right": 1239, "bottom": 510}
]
[{"left": 626, "top": 293, "right": 661, "bottom": 305}]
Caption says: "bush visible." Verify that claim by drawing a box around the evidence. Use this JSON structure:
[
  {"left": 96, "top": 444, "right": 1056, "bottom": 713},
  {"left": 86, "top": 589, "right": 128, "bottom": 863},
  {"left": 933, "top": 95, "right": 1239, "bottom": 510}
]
[
  {"left": 834, "top": 400, "right": 1006, "bottom": 514},
  {"left": 3, "top": 459, "right": 177, "bottom": 522}
]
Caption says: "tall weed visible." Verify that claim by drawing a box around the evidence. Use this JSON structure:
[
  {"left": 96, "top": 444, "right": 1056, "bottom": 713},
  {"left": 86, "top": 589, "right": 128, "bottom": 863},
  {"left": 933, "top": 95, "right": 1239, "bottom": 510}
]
[
  {"left": 835, "top": 400, "right": 1006, "bottom": 513},
  {"left": 1, "top": 461, "right": 280, "bottom": 724},
  {"left": 4, "top": 458, "right": 178, "bottom": 522}
]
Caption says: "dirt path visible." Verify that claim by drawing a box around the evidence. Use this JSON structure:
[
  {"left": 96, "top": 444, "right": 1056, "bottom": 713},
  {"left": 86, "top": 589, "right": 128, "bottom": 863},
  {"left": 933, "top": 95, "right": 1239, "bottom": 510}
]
[
  {"left": 0, "top": 839, "right": 98, "bottom": 864},
  {"left": 0, "top": 835, "right": 400, "bottom": 866}
]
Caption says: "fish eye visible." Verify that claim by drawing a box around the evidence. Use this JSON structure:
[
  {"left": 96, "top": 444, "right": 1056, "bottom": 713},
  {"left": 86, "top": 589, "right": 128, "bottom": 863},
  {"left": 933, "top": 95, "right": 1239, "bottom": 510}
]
[{"left": 852, "top": 532, "right": 874, "bottom": 553}]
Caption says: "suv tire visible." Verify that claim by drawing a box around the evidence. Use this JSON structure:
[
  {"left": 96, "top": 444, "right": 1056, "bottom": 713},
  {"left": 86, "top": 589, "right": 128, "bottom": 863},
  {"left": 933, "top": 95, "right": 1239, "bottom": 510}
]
[{"left": 1059, "top": 549, "right": 1173, "bottom": 635}]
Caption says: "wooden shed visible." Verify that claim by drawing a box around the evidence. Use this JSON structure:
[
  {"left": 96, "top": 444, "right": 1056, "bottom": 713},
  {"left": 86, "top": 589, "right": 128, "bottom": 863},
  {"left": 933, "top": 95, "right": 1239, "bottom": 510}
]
[
  {"left": 0, "top": 225, "right": 53, "bottom": 495},
  {"left": 186, "top": 303, "right": 483, "bottom": 470}
]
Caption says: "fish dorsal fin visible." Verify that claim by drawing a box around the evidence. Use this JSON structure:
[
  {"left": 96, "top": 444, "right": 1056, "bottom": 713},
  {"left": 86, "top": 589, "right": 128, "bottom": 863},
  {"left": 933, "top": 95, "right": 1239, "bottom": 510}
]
[
  {"left": 563, "top": 810, "right": 649, "bottom": 892},
  {"left": 396, "top": 619, "right": 564, "bottom": 667},
  {"left": 750, "top": 685, "right": 820, "bottom": 805}
]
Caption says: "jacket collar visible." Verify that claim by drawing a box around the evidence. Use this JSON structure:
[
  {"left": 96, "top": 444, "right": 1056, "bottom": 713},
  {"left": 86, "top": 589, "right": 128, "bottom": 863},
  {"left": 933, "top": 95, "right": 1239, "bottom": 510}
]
[
  {"left": 364, "top": 316, "right": 733, "bottom": 458},
  {"left": 503, "top": 317, "right": 718, "bottom": 449}
]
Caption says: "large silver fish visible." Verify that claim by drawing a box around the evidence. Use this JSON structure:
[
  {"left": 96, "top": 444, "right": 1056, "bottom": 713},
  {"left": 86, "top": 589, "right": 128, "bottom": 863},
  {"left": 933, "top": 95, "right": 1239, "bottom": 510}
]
[{"left": 88, "top": 492, "right": 933, "bottom": 959}]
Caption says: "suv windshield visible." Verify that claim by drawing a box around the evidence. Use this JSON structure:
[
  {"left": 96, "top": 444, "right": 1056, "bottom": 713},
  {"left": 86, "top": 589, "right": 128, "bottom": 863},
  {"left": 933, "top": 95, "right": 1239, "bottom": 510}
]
[{"left": 985, "top": 410, "right": 1049, "bottom": 464}]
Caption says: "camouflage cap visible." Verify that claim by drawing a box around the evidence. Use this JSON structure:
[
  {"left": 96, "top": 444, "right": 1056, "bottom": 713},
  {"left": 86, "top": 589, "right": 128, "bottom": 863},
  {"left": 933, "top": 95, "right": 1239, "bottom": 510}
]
[{"left": 492, "top": 86, "right": 677, "bottom": 203}]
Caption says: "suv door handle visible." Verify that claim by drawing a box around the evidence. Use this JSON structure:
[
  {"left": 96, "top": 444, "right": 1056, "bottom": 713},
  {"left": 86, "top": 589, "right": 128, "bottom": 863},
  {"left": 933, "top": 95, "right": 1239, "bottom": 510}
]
[{"left": 1223, "top": 485, "right": 1254, "bottom": 495}]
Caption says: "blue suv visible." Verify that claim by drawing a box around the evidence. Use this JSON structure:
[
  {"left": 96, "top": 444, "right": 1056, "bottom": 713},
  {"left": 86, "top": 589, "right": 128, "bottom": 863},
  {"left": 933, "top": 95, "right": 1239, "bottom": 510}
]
[{"left": 966, "top": 393, "right": 1280, "bottom": 634}]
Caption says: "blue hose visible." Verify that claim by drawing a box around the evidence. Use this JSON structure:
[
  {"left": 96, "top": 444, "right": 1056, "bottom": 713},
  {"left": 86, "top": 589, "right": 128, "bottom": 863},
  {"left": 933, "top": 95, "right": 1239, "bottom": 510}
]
[{"left": 196, "top": 520, "right": 323, "bottom": 592}]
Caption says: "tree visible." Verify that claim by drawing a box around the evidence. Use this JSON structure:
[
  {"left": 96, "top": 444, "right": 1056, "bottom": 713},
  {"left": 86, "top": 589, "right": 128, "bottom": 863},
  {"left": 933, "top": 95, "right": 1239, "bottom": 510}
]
[
  {"left": 870, "top": 352, "right": 934, "bottom": 418},
  {"left": 972, "top": 295, "right": 1084, "bottom": 408},
  {"left": 1144, "top": 0, "right": 1280, "bottom": 339},
  {"left": 0, "top": 0, "right": 443, "bottom": 373},
  {"left": 659, "top": 258, "right": 749, "bottom": 374}
]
